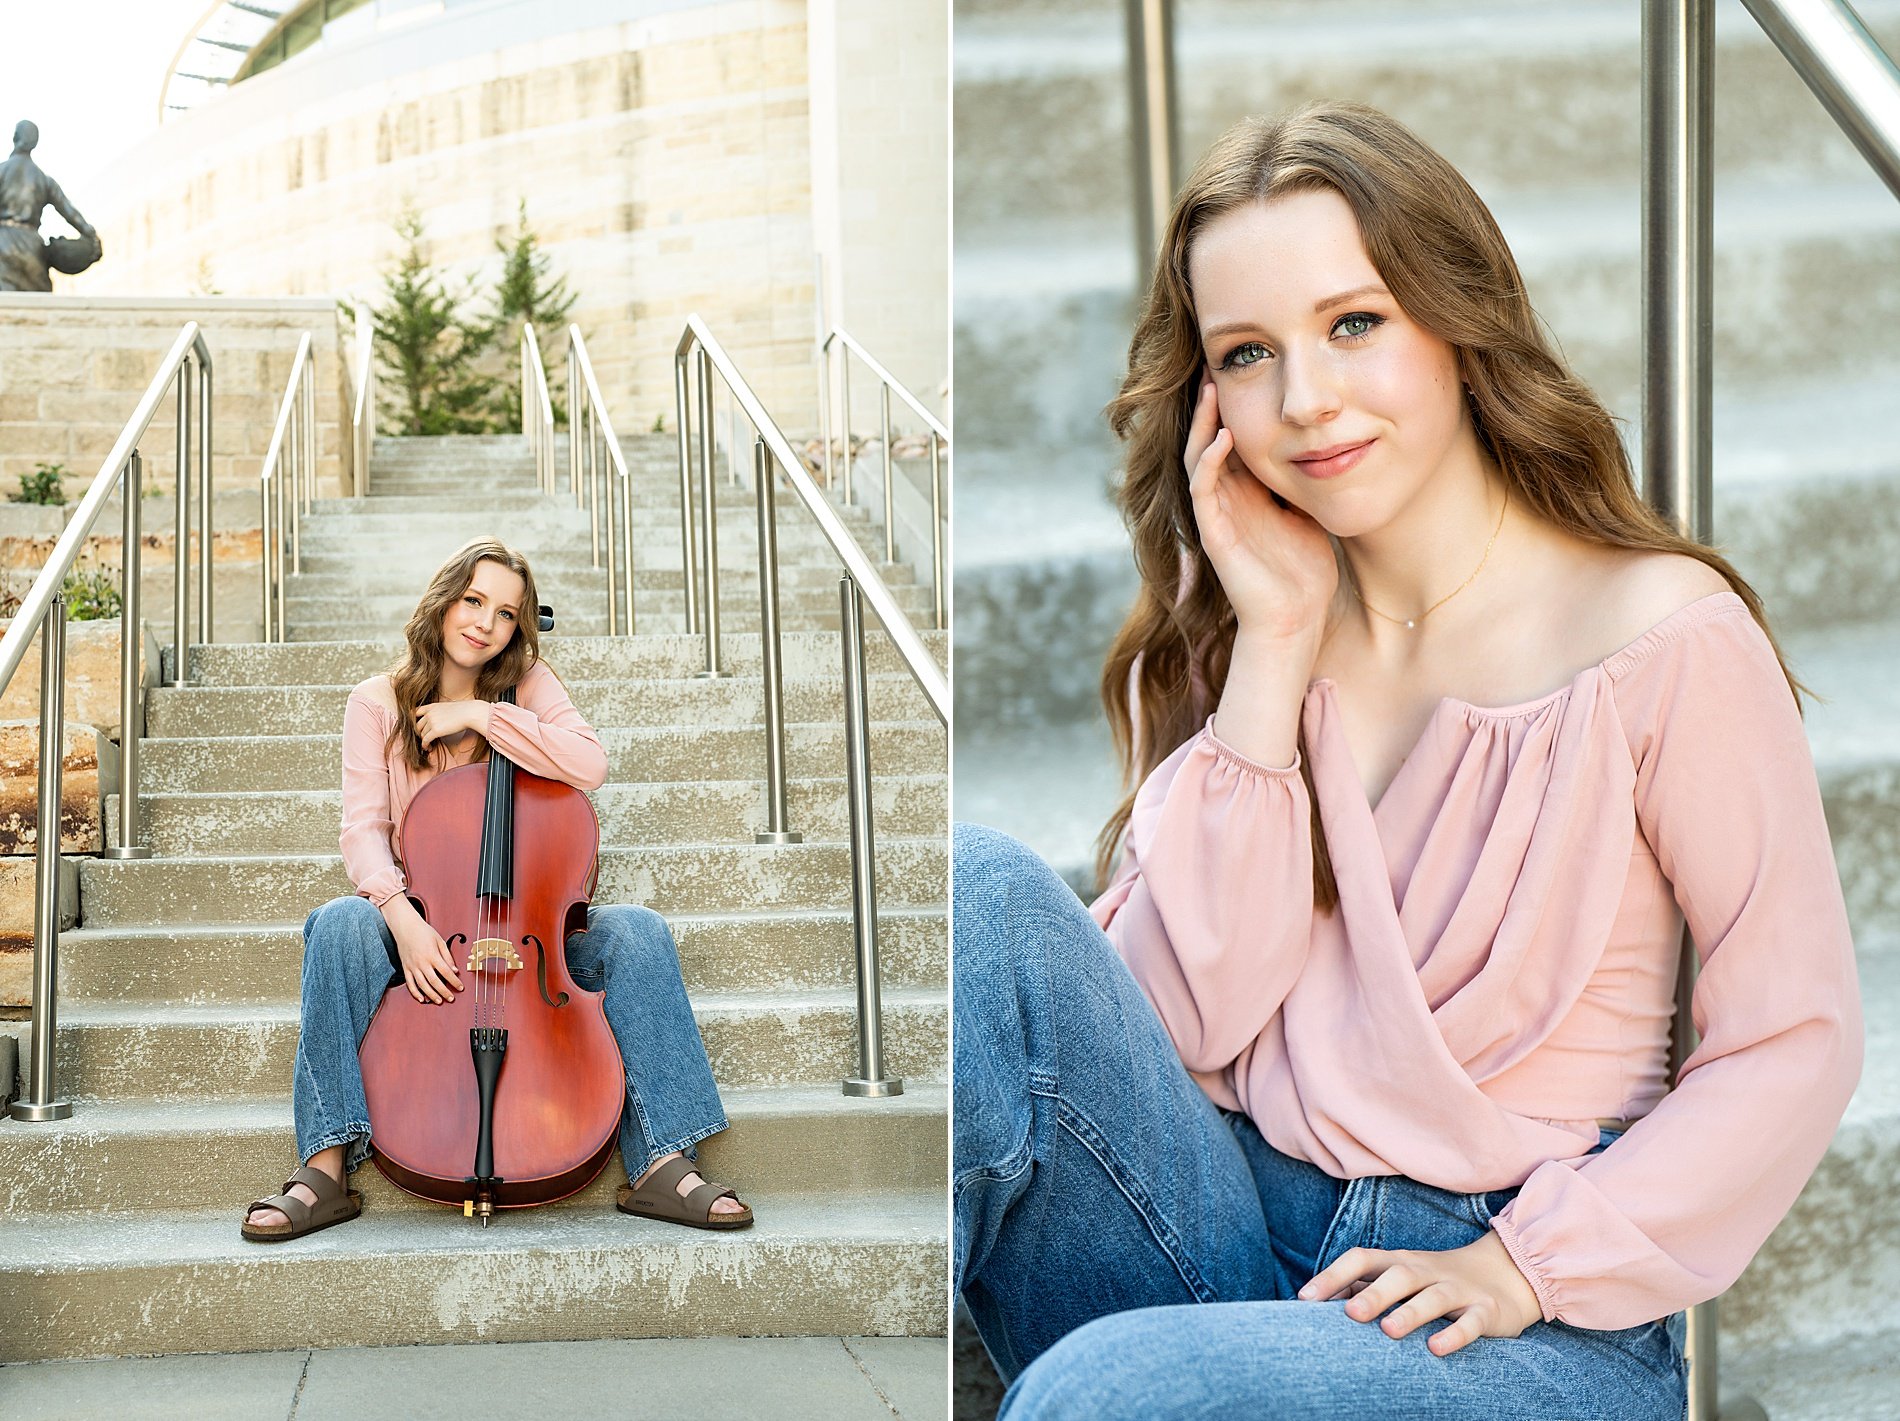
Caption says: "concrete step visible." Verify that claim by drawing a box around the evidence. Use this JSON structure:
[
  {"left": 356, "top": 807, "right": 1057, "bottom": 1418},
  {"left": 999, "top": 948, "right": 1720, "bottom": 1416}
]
[
  {"left": 279, "top": 558, "right": 918, "bottom": 599},
  {"left": 285, "top": 607, "right": 943, "bottom": 640},
  {"left": 142, "top": 674, "right": 942, "bottom": 738},
  {"left": 108, "top": 775, "right": 948, "bottom": 854},
  {"left": 0, "top": 987, "right": 945, "bottom": 1101},
  {"left": 0, "top": 1084, "right": 948, "bottom": 1215},
  {"left": 278, "top": 583, "right": 938, "bottom": 634},
  {"left": 187, "top": 630, "right": 949, "bottom": 687},
  {"left": 954, "top": 0, "right": 1900, "bottom": 238},
  {"left": 49, "top": 907, "right": 946, "bottom": 1005},
  {"left": 135, "top": 721, "right": 948, "bottom": 793},
  {"left": 0, "top": 1190, "right": 946, "bottom": 1361},
  {"left": 75, "top": 841, "right": 948, "bottom": 925},
  {"left": 303, "top": 495, "right": 872, "bottom": 532}
]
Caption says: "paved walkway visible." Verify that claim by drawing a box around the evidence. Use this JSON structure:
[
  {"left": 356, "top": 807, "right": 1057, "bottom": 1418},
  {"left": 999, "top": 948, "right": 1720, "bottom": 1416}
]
[{"left": 0, "top": 1336, "right": 946, "bottom": 1420}]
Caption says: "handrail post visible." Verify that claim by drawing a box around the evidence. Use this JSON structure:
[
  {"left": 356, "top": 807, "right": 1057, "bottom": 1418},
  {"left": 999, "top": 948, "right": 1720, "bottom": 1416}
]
[
  {"left": 106, "top": 452, "right": 151, "bottom": 862},
  {"left": 754, "top": 436, "right": 801, "bottom": 846},
  {"left": 694, "top": 347, "right": 726, "bottom": 678},
  {"left": 274, "top": 451, "right": 287, "bottom": 641},
  {"left": 839, "top": 573, "right": 900, "bottom": 1098},
  {"left": 569, "top": 344, "right": 582, "bottom": 507},
  {"left": 587, "top": 398, "right": 601, "bottom": 568},
  {"left": 603, "top": 422, "right": 619, "bottom": 636},
  {"left": 880, "top": 383, "right": 895, "bottom": 565},
  {"left": 840, "top": 354, "right": 854, "bottom": 505},
  {"left": 674, "top": 356, "right": 700, "bottom": 635},
  {"left": 10, "top": 592, "right": 73, "bottom": 1121},
  {"left": 196, "top": 356, "right": 213, "bottom": 648},
  {"left": 930, "top": 432, "right": 945, "bottom": 631},
  {"left": 819, "top": 338, "right": 834, "bottom": 489},
  {"left": 170, "top": 360, "right": 191, "bottom": 686},
  {"left": 619, "top": 456, "right": 635, "bottom": 636},
  {"left": 259, "top": 466, "right": 272, "bottom": 643}
]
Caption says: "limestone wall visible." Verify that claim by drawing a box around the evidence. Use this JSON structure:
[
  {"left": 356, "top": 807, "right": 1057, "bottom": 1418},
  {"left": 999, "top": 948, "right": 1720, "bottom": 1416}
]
[
  {"left": 0, "top": 296, "right": 348, "bottom": 506},
  {"left": 74, "top": 0, "right": 859, "bottom": 438}
]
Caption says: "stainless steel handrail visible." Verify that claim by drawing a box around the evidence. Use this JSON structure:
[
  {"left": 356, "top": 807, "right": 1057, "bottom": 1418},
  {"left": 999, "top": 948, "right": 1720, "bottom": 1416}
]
[
  {"left": 818, "top": 327, "right": 948, "bottom": 630},
  {"left": 1741, "top": 0, "right": 1900, "bottom": 197},
  {"left": 2, "top": 321, "right": 214, "bottom": 1122},
  {"left": 675, "top": 314, "right": 948, "bottom": 1097},
  {"left": 521, "top": 322, "right": 559, "bottom": 499},
  {"left": 349, "top": 308, "right": 373, "bottom": 500},
  {"left": 565, "top": 325, "right": 636, "bottom": 636},
  {"left": 259, "top": 333, "right": 316, "bottom": 643}
]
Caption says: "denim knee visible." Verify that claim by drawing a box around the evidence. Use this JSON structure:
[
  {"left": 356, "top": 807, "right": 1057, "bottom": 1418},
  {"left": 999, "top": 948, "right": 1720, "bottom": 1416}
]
[
  {"left": 302, "top": 895, "right": 387, "bottom": 974},
  {"left": 581, "top": 903, "right": 681, "bottom": 978}
]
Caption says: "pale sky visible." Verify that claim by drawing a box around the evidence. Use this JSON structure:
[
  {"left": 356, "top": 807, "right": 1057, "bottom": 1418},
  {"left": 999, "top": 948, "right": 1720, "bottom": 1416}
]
[{"left": 5, "top": 0, "right": 213, "bottom": 227}]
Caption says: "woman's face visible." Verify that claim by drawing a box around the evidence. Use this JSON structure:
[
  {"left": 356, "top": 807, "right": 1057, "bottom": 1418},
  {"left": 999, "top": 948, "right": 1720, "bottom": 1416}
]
[
  {"left": 440, "top": 558, "right": 526, "bottom": 676},
  {"left": 1187, "top": 188, "right": 1470, "bottom": 536}
]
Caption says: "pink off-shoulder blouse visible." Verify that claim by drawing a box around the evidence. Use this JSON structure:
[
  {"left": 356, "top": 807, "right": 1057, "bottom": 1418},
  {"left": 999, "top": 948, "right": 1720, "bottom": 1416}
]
[
  {"left": 1091, "top": 589, "right": 1864, "bottom": 1331},
  {"left": 339, "top": 658, "right": 609, "bottom": 909}
]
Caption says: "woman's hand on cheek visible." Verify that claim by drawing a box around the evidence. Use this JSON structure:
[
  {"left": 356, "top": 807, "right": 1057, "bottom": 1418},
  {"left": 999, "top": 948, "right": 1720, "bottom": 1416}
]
[
  {"left": 1185, "top": 376, "right": 1337, "bottom": 640},
  {"left": 1295, "top": 1232, "right": 1545, "bottom": 1357}
]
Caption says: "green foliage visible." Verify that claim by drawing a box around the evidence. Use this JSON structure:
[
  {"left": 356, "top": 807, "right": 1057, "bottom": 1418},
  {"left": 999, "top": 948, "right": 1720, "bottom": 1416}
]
[
  {"left": 14, "top": 461, "right": 67, "bottom": 506},
  {"left": 350, "top": 202, "right": 500, "bottom": 436},
  {"left": 61, "top": 566, "right": 122, "bottom": 621},
  {"left": 485, "top": 198, "right": 577, "bottom": 429},
  {"left": 651, "top": 412, "right": 666, "bottom": 434}
]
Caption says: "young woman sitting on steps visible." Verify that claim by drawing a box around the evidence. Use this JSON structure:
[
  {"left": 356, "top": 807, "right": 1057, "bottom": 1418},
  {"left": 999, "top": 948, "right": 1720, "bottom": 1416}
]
[{"left": 242, "top": 536, "right": 751, "bottom": 1240}]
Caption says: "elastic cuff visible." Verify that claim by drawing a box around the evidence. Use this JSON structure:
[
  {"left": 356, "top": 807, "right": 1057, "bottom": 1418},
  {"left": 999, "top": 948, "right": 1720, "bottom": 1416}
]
[
  {"left": 1200, "top": 714, "right": 1302, "bottom": 776},
  {"left": 1489, "top": 1213, "right": 1560, "bottom": 1324}
]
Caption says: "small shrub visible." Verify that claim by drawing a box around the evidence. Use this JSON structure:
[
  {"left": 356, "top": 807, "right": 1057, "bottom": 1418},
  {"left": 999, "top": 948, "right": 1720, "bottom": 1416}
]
[
  {"left": 14, "top": 462, "right": 67, "bottom": 506},
  {"left": 62, "top": 566, "right": 122, "bottom": 621},
  {"left": 651, "top": 412, "right": 666, "bottom": 434}
]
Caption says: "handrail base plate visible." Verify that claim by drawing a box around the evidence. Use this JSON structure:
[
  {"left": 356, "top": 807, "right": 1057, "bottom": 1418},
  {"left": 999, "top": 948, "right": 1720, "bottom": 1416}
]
[
  {"left": 9, "top": 1099, "right": 73, "bottom": 1122},
  {"left": 843, "top": 1078, "right": 904, "bottom": 1098}
]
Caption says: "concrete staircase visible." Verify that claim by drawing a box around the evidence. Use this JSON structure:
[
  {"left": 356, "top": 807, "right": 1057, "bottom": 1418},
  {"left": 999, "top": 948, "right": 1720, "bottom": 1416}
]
[
  {"left": 0, "top": 432, "right": 948, "bottom": 1362},
  {"left": 953, "top": 0, "right": 1900, "bottom": 1413}
]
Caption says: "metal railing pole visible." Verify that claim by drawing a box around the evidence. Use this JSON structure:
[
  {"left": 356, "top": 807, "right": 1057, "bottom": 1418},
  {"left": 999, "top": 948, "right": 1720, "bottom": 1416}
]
[
  {"left": 840, "top": 357, "right": 854, "bottom": 505},
  {"left": 196, "top": 358, "right": 213, "bottom": 647},
  {"left": 587, "top": 398, "right": 601, "bottom": 568},
  {"left": 290, "top": 371, "right": 304, "bottom": 575},
  {"left": 569, "top": 345, "right": 582, "bottom": 507},
  {"left": 694, "top": 348, "right": 726, "bottom": 678},
  {"left": 259, "top": 468, "right": 272, "bottom": 643},
  {"left": 839, "top": 574, "right": 900, "bottom": 1098},
  {"left": 604, "top": 426, "right": 619, "bottom": 636},
  {"left": 107, "top": 452, "right": 151, "bottom": 861},
  {"left": 754, "top": 436, "right": 800, "bottom": 845},
  {"left": 170, "top": 363, "right": 191, "bottom": 686},
  {"left": 10, "top": 593, "right": 73, "bottom": 1121},
  {"left": 1741, "top": 0, "right": 1900, "bottom": 198},
  {"left": 819, "top": 340, "right": 834, "bottom": 489},
  {"left": 1126, "top": 0, "right": 1180, "bottom": 294},
  {"left": 304, "top": 356, "right": 315, "bottom": 514},
  {"left": 880, "top": 384, "right": 895, "bottom": 565},
  {"left": 930, "top": 432, "right": 945, "bottom": 631},
  {"left": 674, "top": 357, "right": 700, "bottom": 636},
  {"left": 620, "top": 459, "right": 635, "bottom": 636},
  {"left": 274, "top": 455, "right": 287, "bottom": 641}
]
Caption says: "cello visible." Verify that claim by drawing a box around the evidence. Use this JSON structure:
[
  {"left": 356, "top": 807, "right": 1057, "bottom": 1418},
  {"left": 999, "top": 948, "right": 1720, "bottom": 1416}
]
[{"left": 358, "top": 624, "right": 624, "bottom": 1224}]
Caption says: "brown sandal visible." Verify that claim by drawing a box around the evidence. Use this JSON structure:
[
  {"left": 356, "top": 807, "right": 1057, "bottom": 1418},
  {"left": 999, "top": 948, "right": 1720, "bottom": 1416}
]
[
  {"left": 615, "top": 1155, "right": 754, "bottom": 1231},
  {"left": 241, "top": 1164, "right": 363, "bottom": 1242}
]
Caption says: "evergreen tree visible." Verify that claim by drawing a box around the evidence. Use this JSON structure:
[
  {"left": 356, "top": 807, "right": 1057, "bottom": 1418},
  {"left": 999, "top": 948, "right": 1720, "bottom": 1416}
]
[
  {"left": 486, "top": 198, "right": 578, "bottom": 429},
  {"left": 345, "top": 202, "right": 500, "bottom": 436}
]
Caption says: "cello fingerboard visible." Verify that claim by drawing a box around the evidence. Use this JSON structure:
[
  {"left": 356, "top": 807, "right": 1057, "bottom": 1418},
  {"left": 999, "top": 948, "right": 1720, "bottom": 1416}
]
[{"left": 474, "top": 685, "right": 519, "bottom": 902}]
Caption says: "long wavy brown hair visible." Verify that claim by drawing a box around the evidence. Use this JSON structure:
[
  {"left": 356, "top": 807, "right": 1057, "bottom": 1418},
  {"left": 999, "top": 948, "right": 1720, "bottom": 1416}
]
[
  {"left": 1095, "top": 100, "right": 1812, "bottom": 909},
  {"left": 386, "top": 538, "right": 546, "bottom": 772}
]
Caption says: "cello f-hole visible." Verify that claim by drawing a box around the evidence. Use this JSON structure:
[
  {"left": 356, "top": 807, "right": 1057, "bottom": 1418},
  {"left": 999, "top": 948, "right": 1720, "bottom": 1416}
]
[{"left": 526, "top": 935, "right": 569, "bottom": 1008}]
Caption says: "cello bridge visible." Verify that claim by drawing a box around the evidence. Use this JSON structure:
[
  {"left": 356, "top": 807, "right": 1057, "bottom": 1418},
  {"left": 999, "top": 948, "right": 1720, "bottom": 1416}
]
[{"left": 466, "top": 937, "right": 524, "bottom": 971}]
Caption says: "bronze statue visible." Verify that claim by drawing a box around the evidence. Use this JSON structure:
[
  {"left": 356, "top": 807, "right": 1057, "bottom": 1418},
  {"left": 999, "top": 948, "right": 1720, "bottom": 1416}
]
[{"left": 0, "top": 120, "right": 102, "bottom": 292}]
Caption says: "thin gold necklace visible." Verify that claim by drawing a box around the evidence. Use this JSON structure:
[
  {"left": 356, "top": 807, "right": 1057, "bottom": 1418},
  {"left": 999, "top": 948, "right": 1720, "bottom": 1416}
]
[{"left": 1349, "top": 483, "right": 1509, "bottom": 630}]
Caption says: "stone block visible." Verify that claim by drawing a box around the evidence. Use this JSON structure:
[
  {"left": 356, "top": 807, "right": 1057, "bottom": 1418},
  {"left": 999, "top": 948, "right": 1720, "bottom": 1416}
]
[
  {"left": 0, "top": 503, "right": 65, "bottom": 538},
  {"left": 0, "top": 721, "right": 102, "bottom": 855},
  {"left": 0, "top": 618, "right": 127, "bottom": 738},
  {"left": 0, "top": 854, "right": 80, "bottom": 1007}
]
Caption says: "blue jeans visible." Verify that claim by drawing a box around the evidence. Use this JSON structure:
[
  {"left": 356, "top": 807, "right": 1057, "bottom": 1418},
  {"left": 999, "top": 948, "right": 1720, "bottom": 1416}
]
[
  {"left": 953, "top": 823, "right": 1689, "bottom": 1421},
  {"left": 292, "top": 895, "right": 729, "bottom": 1182}
]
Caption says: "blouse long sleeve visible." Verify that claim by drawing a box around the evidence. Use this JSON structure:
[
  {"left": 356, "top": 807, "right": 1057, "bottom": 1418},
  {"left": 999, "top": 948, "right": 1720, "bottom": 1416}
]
[
  {"left": 339, "top": 687, "right": 407, "bottom": 909},
  {"left": 484, "top": 661, "right": 609, "bottom": 792},
  {"left": 1488, "top": 607, "right": 1864, "bottom": 1330},
  {"left": 1089, "top": 717, "right": 1317, "bottom": 1075}
]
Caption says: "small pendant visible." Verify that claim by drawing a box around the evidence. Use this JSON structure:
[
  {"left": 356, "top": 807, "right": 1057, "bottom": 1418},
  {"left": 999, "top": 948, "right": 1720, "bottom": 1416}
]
[{"left": 1405, "top": 619, "right": 1416, "bottom": 629}]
